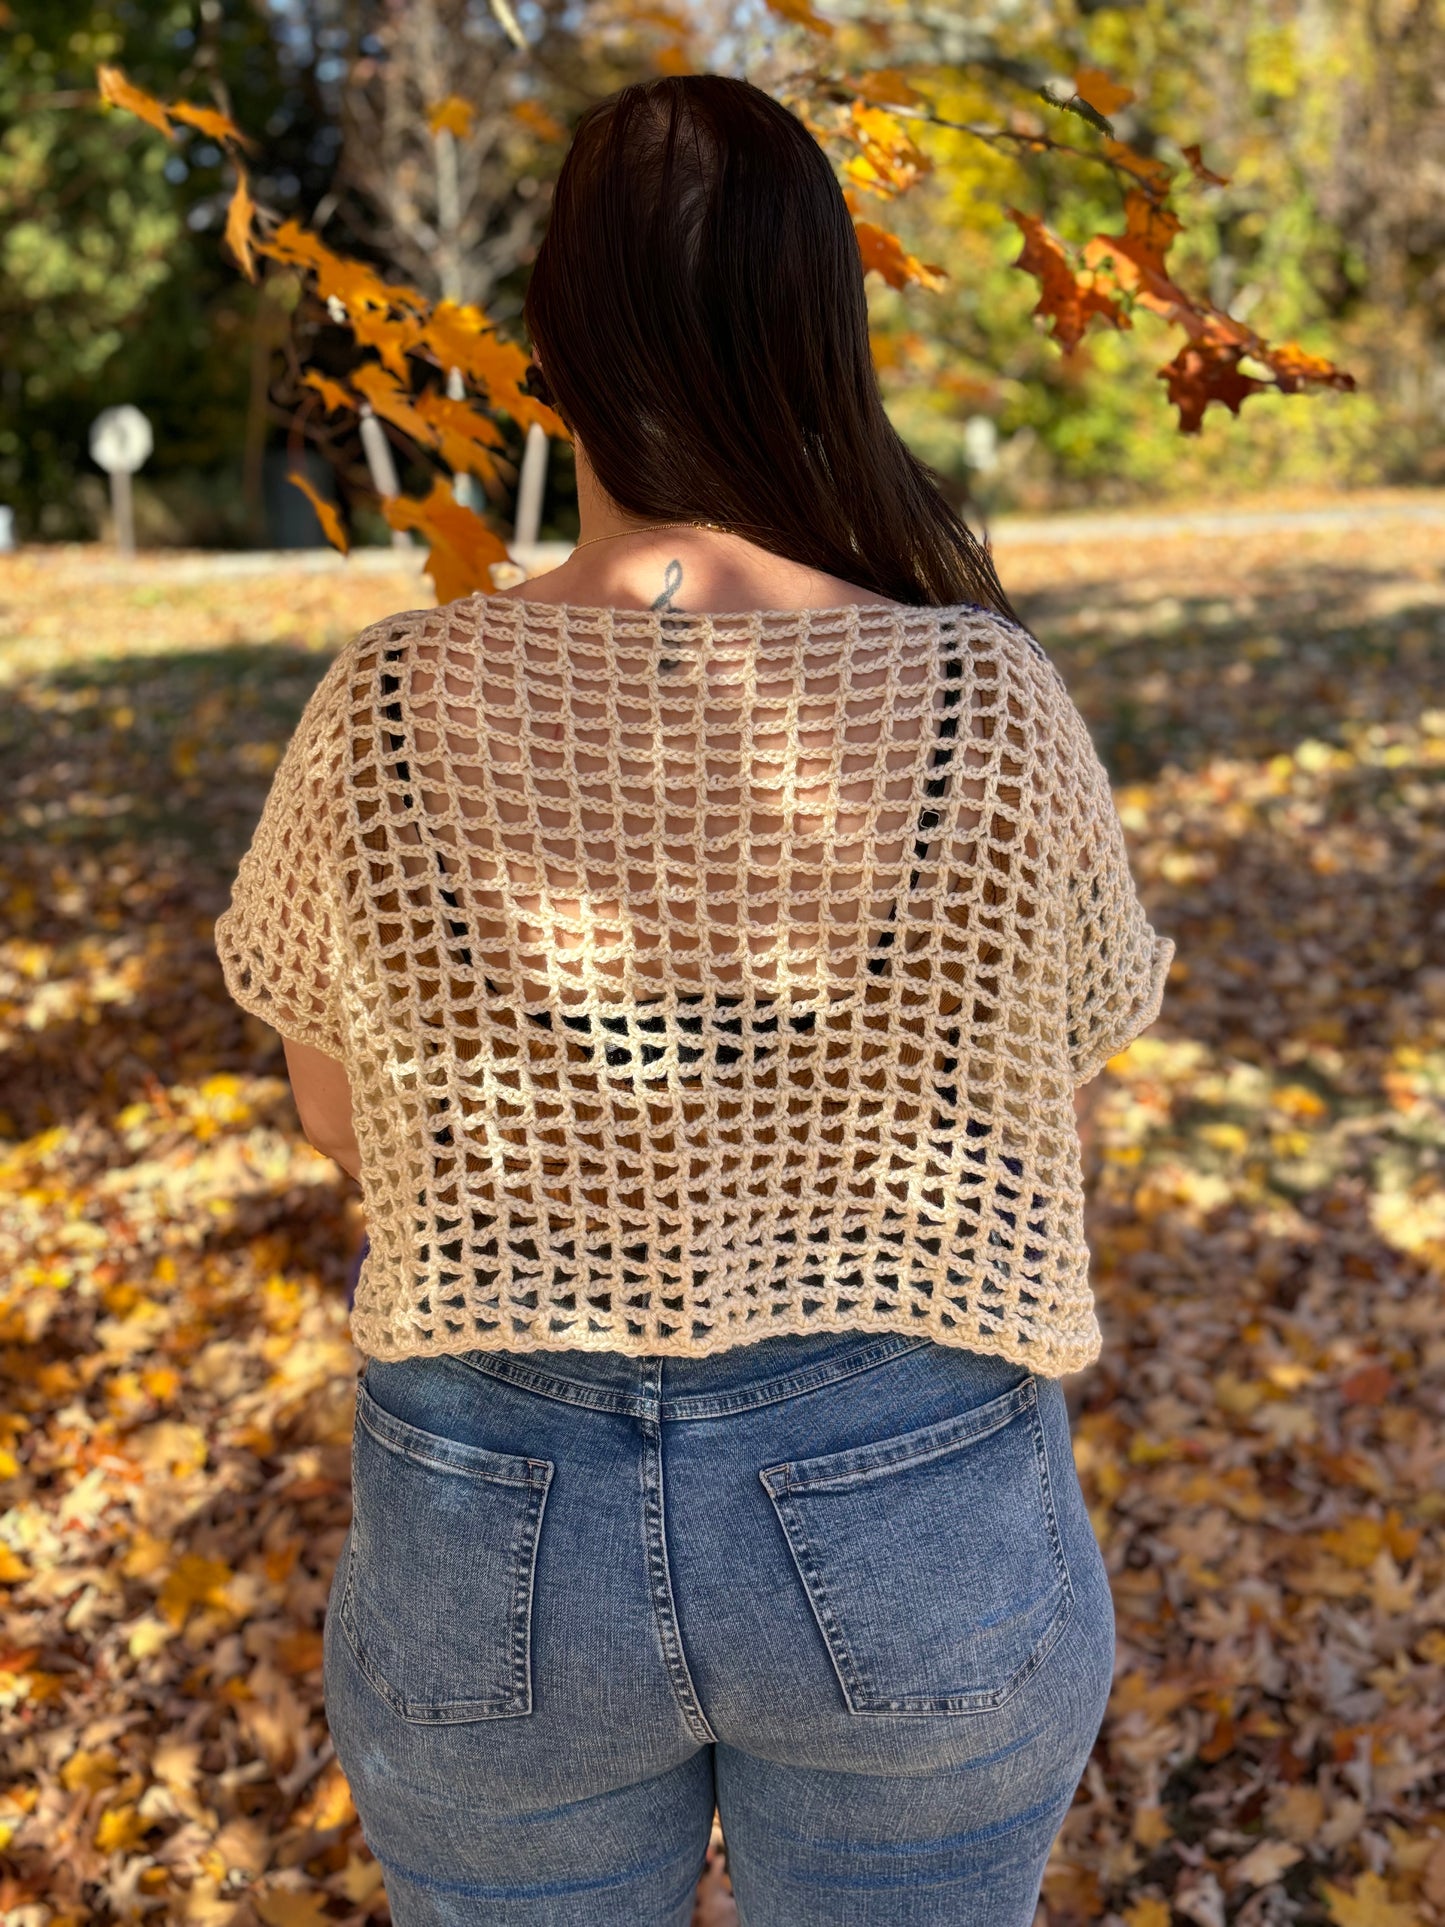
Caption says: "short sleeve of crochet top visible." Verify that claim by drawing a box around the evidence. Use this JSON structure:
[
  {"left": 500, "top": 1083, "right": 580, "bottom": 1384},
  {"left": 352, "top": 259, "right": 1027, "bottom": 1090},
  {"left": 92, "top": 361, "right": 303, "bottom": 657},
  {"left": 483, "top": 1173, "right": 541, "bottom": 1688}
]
[{"left": 215, "top": 595, "right": 1174, "bottom": 1375}]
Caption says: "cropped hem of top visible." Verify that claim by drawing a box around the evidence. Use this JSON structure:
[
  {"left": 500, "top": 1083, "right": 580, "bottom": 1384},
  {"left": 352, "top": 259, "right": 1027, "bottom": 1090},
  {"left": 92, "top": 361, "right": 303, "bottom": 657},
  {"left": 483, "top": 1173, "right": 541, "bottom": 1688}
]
[{"left": 215, "top": 593, "right": 1175, "bottom": 1376}]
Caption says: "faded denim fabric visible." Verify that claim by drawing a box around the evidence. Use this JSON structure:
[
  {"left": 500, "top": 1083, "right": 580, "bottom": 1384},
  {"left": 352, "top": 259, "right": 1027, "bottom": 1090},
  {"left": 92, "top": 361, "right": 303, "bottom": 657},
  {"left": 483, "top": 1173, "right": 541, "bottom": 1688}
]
[{"left": 323, "top": 1333, "right": 1115, "bottom": 1926}]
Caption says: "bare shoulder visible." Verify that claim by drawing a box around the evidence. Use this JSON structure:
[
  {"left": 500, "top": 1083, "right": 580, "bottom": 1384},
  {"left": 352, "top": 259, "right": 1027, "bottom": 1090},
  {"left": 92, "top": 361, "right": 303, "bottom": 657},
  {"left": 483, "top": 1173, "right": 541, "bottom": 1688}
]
[
  {"left": 482, "top": 530, "right": 915, "bottom": 614},
  {"left": 811, "top": 575, "right": 901, "bottom": 610}
]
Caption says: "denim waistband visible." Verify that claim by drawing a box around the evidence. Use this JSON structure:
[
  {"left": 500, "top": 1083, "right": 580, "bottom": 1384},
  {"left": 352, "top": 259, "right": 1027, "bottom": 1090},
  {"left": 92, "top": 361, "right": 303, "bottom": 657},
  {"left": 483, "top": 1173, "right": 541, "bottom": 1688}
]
[{"left": 435, "top": 1330, "right": 938, "bottom": 1421}]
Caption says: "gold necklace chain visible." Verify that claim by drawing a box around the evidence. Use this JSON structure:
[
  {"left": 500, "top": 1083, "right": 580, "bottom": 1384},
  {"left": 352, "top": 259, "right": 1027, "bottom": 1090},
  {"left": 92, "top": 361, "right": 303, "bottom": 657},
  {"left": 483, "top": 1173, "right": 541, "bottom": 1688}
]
[{"left": 570, "top": 520, "right": 725, "bottom": 555}]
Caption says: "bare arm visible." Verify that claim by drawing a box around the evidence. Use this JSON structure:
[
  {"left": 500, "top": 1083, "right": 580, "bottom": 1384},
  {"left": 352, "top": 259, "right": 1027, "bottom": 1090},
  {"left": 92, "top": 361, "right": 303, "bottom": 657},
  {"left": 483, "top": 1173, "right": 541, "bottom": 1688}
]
[{"left": 282, "top": 1036, "right": 361, "bottom": 1180}]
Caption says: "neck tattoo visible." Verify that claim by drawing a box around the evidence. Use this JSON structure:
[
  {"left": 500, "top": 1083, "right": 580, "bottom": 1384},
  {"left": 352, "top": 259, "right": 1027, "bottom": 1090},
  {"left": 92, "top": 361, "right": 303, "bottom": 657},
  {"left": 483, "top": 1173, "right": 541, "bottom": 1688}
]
[
  {"left": 651, "top": 559, "right": 684, "bottom": 612},
  {"left": 653, "top": 559, "right": 685, "bottom": 671}
]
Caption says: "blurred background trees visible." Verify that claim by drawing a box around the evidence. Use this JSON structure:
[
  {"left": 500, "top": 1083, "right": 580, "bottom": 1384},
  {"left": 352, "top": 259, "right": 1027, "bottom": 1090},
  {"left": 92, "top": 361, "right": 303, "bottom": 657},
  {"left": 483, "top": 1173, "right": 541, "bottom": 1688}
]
[
  {"left": 3, "top": 0, "right": 337, "bottom": 542},
  {"left": 3, "top": 0, "right": 1439, "bottom": 544},
  {"left": 862, "top": 0, "right": 1443, "bottom": 512}
]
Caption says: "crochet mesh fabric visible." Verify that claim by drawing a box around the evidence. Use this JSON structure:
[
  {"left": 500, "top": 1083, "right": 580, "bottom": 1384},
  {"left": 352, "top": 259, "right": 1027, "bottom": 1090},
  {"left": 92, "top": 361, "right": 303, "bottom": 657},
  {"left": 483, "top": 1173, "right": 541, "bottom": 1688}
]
[{"left": 215, "top": 595, "right": 1173, "bottom": 1373}]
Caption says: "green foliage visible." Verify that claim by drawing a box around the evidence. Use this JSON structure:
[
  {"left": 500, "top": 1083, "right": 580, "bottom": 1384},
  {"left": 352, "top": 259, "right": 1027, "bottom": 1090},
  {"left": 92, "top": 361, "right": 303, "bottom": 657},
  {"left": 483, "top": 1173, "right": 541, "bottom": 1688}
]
[
  {"left": 0, "top": 1, "right": 337, "bottom": 537},
  {"left": 863, "top": 0, "right": 1437, "bottom": 507},
  {"left": 8, "top": 0, "right": 1435, "bottom": 537}
]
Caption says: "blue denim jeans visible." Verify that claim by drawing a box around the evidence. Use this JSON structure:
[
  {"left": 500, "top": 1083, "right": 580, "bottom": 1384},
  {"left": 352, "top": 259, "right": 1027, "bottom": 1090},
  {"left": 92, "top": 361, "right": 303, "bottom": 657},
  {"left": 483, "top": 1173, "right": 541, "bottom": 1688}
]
[{"left": 322, "top": 1332, "right": 1115, "bottom": 1926}]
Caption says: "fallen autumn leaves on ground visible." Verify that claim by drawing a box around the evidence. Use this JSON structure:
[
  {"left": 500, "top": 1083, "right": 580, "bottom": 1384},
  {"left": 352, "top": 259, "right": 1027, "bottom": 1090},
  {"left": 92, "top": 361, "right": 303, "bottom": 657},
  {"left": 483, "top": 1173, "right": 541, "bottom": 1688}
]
[{"left": 1, "top": 497, "right": 1443, "bottom": 1924}]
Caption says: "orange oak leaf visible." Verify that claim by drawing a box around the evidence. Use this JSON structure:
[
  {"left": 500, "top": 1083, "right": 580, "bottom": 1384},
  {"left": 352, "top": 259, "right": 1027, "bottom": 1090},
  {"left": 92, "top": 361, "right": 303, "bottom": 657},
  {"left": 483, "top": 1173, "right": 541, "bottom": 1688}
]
[
  {"left": 1158, "top": 341, "right": 1269, "bottom": 433},
  {"left": 1043, "top": 1859, "right": 1106, "bottom": 1922},
  {"left": 254, "top": 1892, "right": 333, "bottom": 1927},
  {"left": 157, "top": 1553, "right": 232, "bottom": 1629},
  {"left": 1180, "top": 142, "right": 1230, "bottom": 187},
  {"left": 513, "top": 98, "right": 567, "bottom": 143},
  {"left": 1322, "top": 1871, "right": 1418, "bottom": 1927},
  {"left": 169, "top": 98, "right": 253, "bottom": 148},
  {"left": 223, "top": 165, "right": 257, "bottom": 283},
  {"left": 301, "top": 370, "right": 357, "bottom": 414},
  {"left": 1073, "top": 68, "right": 1135, "bottom": 118},
  {"left": 765, "top": 0, "right": 834, "bottom": 33},
  {"left": 419, "top": 300, "right": 523, "bottom": 380},
  {"left": 351, "top": 366, "right": 507, "bottom": 485},
  {"left": 96, "top": 64, "right": 258, "bottom": 154},
  {"left": 1009, "top": 210, "right": 1126, "bottom": 352},
  {"left": 844, "top": 104, "right": 931, "bottom": 200},
  {"left": 285, "top": 472, "right": 349, "bottom": 555},
  {"left": 261, "top": 220, "right": 426, "bottom": 319},
  {"left": 1111, "top": 190, "right": 1184, "bottom": 282},
  {"left": 95, "top": 1805, "right": 148, "bottom": 1855},
  {"left": 1262, "top": 341, "right": 1356, "bottom": 395},
  {"left": 623, "top": 4, "right": 694, "bottom": 73},
  {"left": 293, "top": 1760, "right": 356, "bottom": 1832},
  {"left": 1339, "top": 1360, "right": 1394, "bottom": 1405},
  {"left": 346, "top": 305, "right": 425, "bottom": 382},
  {"left": 1082, "top": 193, "right": 1354, "bottom": 423},
  {"left": 381, "top": 479, "right": 509, "bottom": 604},
  {"left": 1318, "top": 1512, "right": 1419, "bottom": 1568},
  {"left": 257, "top": 221, "right": 431, "bottom": 380},
  {"left": 1084, "top": 191, "right": 1198, "bottom": 326},
  {"left": 627, "top": 4, "right": 691, "bottom": 30},
  {"left": 854, "top": 220, "right": 946, "bottom": 293},
  {"left": 96, "top": 65, "right": 172, "bottom": 139},
  {"left": 412, "top": 390, "right": 506, "bottom": 485},
  {"left": 850, "top": 69, "right": 925, "bottom": 109},
  {"left": 418, "top": 303, "right": 568, "bottom": 435},
  {"left": 350, "top": 365, "right": 444, "bottom": 453},
  {"left": 274, "top": 1628, "right": 325, "bottom": 1675},
  {"left": 1102, "top": 137, "right": 1175, "bottom": 199},
  {"left": 427, "top": 96, "right": 476, "bottom": 140}
]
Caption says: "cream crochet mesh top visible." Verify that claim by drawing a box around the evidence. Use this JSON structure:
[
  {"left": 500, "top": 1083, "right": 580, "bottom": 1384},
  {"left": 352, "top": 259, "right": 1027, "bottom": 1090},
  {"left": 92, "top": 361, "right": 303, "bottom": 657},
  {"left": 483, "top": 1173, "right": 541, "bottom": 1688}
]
[{"left": 215, "top": 594, "right": 1173, "bottom": 1374}]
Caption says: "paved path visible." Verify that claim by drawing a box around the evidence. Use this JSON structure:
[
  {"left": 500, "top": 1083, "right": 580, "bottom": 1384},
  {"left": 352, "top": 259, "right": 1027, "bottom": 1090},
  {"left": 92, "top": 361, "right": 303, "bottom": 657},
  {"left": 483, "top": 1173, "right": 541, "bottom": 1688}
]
[
  {"left": 10, "top": 497, "right": 1444, "bottom": 584},
  {"left": 990, "top": 499, "right": 1445, "bottom": 543},
  {"left": 7, "top": 543, "right": 430, "bottom": 586}
]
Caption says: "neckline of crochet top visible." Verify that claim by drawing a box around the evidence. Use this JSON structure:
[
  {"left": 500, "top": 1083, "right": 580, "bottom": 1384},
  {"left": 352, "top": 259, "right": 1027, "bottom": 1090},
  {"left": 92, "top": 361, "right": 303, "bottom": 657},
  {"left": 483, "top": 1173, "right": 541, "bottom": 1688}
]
[{"left": 464, "top": 592, "right": 999, "bottom": 631}]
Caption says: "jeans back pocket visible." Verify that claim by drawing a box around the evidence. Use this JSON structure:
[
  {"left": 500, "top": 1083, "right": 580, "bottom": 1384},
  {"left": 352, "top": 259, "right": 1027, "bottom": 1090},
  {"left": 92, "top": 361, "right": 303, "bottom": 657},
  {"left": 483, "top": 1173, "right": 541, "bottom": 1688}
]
[
  {"left": 339, "top": 1376, "right": 553, "bottom": 1724},
  {"left": 760, "top": 1376, "right": 1071, "bottom": 1715}
]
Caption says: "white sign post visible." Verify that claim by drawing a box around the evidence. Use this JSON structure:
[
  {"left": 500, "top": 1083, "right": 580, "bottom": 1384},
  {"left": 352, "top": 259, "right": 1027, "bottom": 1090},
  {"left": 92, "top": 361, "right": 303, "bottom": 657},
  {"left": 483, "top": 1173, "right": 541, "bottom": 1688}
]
[
  {"left": 89, "top": 405, "right": 153, "bottom": 559},
  {"left": 357, "top": 403, "right": 411, "bottom": 549},
  {"left": 447, "top": 367, "right": 478, "bottom": 512},
  {"left": 502, "top": 425, "right": 569, "bottom": 581},
  {"left": 513, "top": 423, "right": 549, "bottom": 550}
]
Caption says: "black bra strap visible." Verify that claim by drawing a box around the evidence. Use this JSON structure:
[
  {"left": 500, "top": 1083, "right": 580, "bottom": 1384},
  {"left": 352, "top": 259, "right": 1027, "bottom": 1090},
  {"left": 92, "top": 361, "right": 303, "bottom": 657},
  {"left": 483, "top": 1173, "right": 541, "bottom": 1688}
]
[{"left": 379, "top": 619, "right": 965, "bottom": 1001}]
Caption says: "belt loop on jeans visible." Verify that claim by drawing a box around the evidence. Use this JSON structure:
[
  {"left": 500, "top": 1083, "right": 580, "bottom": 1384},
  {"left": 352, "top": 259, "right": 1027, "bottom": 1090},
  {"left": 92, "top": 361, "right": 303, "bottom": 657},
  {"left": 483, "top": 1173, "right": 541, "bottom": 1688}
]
[{"left": 639, "top": 1357, "right": 663, "bottom": 1424}]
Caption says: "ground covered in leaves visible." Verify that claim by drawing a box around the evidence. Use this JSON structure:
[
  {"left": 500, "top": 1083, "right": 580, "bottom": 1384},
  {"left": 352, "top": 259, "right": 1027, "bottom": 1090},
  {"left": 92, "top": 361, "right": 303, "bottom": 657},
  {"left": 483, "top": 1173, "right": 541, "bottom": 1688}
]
[{"left": 1, "top": 501, "right": 1443, "bottom": 1926}]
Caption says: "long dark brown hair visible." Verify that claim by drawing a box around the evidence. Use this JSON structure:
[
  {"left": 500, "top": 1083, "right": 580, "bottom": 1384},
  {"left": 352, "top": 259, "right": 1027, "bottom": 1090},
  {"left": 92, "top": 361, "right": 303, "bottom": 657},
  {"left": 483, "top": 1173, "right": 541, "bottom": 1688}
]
[{"left": 522, "top": 74, "right": 1017, "bottom": 617}]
